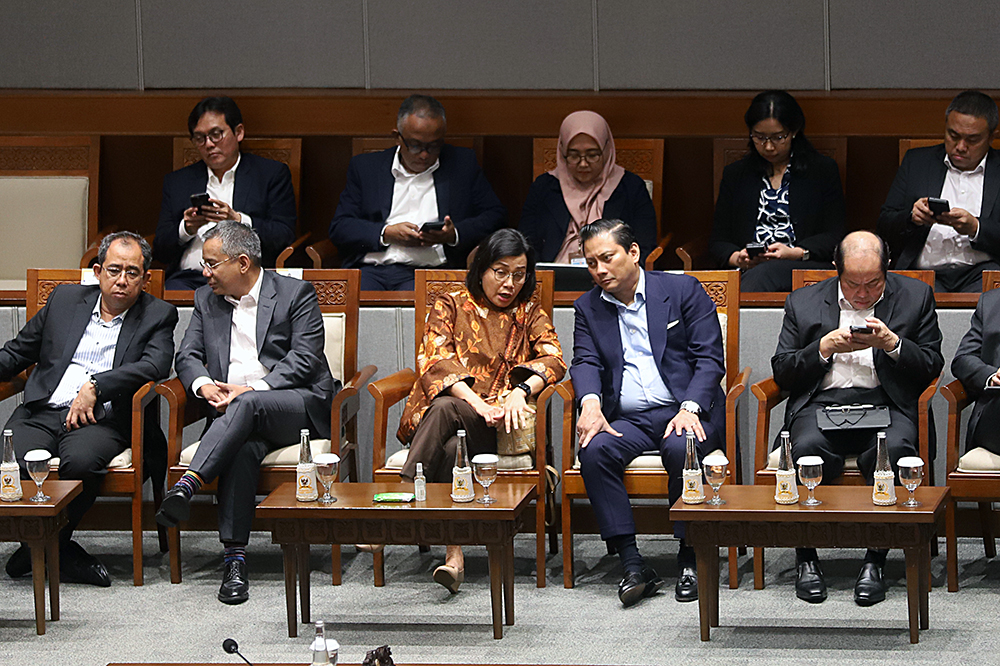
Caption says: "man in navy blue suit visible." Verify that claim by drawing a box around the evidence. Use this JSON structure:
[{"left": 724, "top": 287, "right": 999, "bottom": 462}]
[
  {"left": 328, "top": 94, "right": 505, "bottom": 291},
  {"left": 571, "top": 218, "right": 726, "bottom": 607},
  {"left": 154, "top": 96, "right": 296, "bottom": 290}
]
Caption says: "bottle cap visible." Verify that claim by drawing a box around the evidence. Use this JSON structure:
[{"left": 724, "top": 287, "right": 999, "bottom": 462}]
[
  {"left": 457, "top": 429, "right": 466, "bottom": 437},
  {"left": 416, "top": 462, "right": 423, "bottom": 474},
  {"left": 2, "top": 429, "right": 11, "bottom": 436},
  {"left": 301, "top": 429, "right": 310, "bottom": 436}
]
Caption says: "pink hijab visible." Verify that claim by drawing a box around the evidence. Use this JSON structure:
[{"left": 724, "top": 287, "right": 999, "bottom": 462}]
[{"left": 550, "top": 110, "right": 625, "bottom": 263}]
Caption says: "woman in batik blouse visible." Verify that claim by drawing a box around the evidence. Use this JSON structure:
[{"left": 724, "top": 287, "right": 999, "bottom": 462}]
[{"left": 398, "top": 228, "right": 566, "bottom": 593}]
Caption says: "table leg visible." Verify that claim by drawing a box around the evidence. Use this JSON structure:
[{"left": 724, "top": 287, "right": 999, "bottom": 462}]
[
  {"left": 919, "top": 544, "right": 930, "bottom": 631},
  {"left": 904, "top": 547, "right": 920, "bottom": 644},
  {"left": 47, "top": 537, "right": 60, "bottom": 621},
  {"left": 487, "top": 543, "right": 504, "bottom": 639},
  {"left": 694, "top": 544, "right": 713, "bottom": 641},
  {"left": 29, "top": 541, "right": 45, "bottom": 635},
  {"left": 298, "top": 545, "right": 311, "bottom": 625},
  {"left": 710, "top": 545, "right": 720, "bottom": 628},
  {"left": 503, "top": 539, "right": 515, "bottom": 626},
  {"left": 282, "top": 544, "right": 298, "bottom": 638}
]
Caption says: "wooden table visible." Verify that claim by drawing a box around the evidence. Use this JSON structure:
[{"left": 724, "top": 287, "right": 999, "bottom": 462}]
[
  {"left": 257, "top": 481, "right": 537, "bottom": 640},
  {"left": 670, "top": 485, "right": 948, "bottom": 644},
  {"left": 0, "top": 480, "right": 81, "bottom": 635}
]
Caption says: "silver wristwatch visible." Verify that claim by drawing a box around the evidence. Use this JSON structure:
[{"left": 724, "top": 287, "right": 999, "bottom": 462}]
[{"left": 680, "top": 400, "right": 701, "bottom": 415}]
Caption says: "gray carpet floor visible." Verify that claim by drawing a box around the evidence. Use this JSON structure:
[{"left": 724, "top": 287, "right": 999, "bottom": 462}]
[{"left": 2, "top": 532, "right": 998, "bottom": 666}]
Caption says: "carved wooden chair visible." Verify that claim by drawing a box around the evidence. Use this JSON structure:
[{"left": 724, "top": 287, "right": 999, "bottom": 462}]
[
  {"left": 557, "top": 270, "right": 750, "bottom": 589},
  {"left": 0, "top": 268, "right": 167, "bottom": 585},
  {"left": 367, "top": 268, "right": 559, "bottom": 587},
  {"left": 750, "top": 269, "right": 939, "bottom": 589},
  {"left": 157, "top": 269, "right": 376, "bottom": 584}
]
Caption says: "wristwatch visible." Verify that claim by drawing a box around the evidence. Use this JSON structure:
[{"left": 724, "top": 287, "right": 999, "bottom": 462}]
[
  {"left": 801, "top": 248, "right": 810, "bottom": 261},
  {"left": 89, "top": 376, "right": 100, "bottom": 397},
  {"left": 514, "top": 382, "right": 532, "bottom": 398},
  {"left": 679, "top": 400, "right": 701, "bottom": 415}
]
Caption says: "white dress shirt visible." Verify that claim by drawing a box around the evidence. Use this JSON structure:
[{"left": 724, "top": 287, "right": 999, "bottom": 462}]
[
  {"left": 917, "top": 152, "right": 991, "bottom": 268},
  {"left": 819, "top": 283, "right": 901, "bottom": 390},
  {"left": 177, "top": 153, "right": 253, "bottom": 272},
  {"left": 363, "top": 148, "right": 450, "bottom": 267},
  {"left": 190, "top": 270, "right": 270, "bottom": 397},
  {"left": 48, "top": 297, "right": 125, "bottom": 412}
]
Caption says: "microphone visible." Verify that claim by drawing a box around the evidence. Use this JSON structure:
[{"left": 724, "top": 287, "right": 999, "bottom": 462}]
[{"left": 222, "top": 638, "right": 254, "bottom": 666}]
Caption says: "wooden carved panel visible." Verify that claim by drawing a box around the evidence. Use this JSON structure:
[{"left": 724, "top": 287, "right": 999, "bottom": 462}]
[
  {"left": 312, "top": 280, "right": 348, "bottom": 306},
  {"left": 686, "top": 520, "right": 934, "bottom": 549},
  {"left": 36, "top": 279, "right": 77, "bottom": 308},
  {"left": 699, "top": 281, "right": 727, "bottom": 308},
  {"left": 540, "top": 147, "right": 655, "bottom": 180},
  {"left": 271, "top": 517, "right": 515, "bottom": 545},
  {"left": 0, "top": 146, "right": 91, "bottom": 171},
  {"left": 425, "top": 280, "right": 465, "bottom": 307},
  {"left": 247, "top": 148, "right": 292, "bottom": 164}
]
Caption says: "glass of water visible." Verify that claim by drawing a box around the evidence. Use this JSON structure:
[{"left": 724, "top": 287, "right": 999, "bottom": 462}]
[
  {"left": 314, "top": 453, "right": 340, "bottom": 504},
  {"left": 472, "top": 453, "right": 499, "bottom": 504},
  {"left": 24, "top": 449, "right": 51, "bottom": 503},
  {"left": 797, "top": 456, "right": 824, "bottom": 506},
  {"left": 898, "top": 456, "right": 924, "bottom": 507},
  {"left": 702, "top": 453, "right": 729, "bottom": 505}
]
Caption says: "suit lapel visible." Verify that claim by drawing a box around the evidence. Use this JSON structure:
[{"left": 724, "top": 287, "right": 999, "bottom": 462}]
[
  {"left": 256, "top": 271, "right": 277, "bottom": 355},
  {"left": 821, "top": 278, "right": 840, "bottom": 334},
  {"left": 55, "top": 290, "right": 100, "bottom": 373},
  {"left": 112, "top": 294, "right": 143, "bottom": 367},
  {"left": 231, "top": 153, "right": 251, "bottom": 214},
  {"left": 434, "top": 166, "right": 450, "bottom": 220},
  {"left": 208, "top": 294, "right": 234, "bottom": 381},
  {"left": 644, "top": 273, "right": 671, "bottom": 369},
  {"left": 927, "top": 146, "right": 948, "bottom": 200},
  {"left": 378, "top": 150, "right": 395, "bottom": 222},
  {"left": 982, "top": 149, "right": 1000, "bottom": 219},
  {"left": 874, "top": 276, "right": 897, "bottom": 331},
  {"left": 589, "top": 293, "right": 624, "bottom": 400}
]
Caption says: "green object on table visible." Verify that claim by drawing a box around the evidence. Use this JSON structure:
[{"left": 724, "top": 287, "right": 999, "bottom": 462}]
[{"left": 373, "top": 492, "right": 415, "bottom": 503}]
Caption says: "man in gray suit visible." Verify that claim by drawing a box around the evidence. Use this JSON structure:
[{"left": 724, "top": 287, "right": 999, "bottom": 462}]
[
  {"left": 953, "top": 288, "right": 1000, "bottom": 454},
  {"left": 155, "top": 222, "right": 337, "bottom": 605}
]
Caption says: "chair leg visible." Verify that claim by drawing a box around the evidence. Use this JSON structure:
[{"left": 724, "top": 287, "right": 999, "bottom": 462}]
[
  {"left": 153, "top": 483, "right": 168, "bottom": 553},
  {"left": 132, "top": 487, "right": 144, "bottom": 587},
  {"left": 753, "top": 547, "right": 765, "bottom": 589},
  {"left": 980, "top": 502, "right": 997, "bottom": 558},
  {"left": 373, "top": 550, "right": 385, "bottom": 587},
  {"left": 536, "top": 488, "right": 546, "bottom": 588},
  {"left": 562, "top": 496, "right": 574, "bottom": 588},
  {"left": 728, "top": 547, "right": 739, "bottom": 589},
  {"left": 330, "top": 545, "right": 341, "bottom": 586},
  {"left": 946, "top": 500, "right": 959, "bottom": 592},
  {"left": 168, "top": 527, "right": 182, "bottom": 584},
  {"left": 418, "top": 544, "right": 430, "bottom": 553}
]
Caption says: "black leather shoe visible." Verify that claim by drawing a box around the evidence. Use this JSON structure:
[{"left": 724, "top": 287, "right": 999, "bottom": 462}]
[
  {"left": 795, "top": 560, "right": 827, "bottom": 603},
  {"left": 618, "top": 566, "right": 662, "bottom": 607},
  {"left": 5, "top": 543, "right": 30, "bottom": 578},
  {"left": 155, "top": 486, "right": 191, "bottom": 528},
  {"left": 854, "top": 562, "right": 886, "bottom": 606},
  {"left": 218, "top": 560, "right": 249, "bottom": 605},
  {"left": 675, "top": 564, "right": 698, "bottom": 602},
  {"left": 60, "top": 541, "right": 111, "bottom": 587}
]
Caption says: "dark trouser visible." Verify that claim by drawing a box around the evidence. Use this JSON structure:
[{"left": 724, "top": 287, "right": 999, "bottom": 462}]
[
  {"left": 579, "top": 404, "right": 721, "bottom": 541},
  {"left": 785, "top": 387, "right": 918, "bottom": 484},
  {"left": 6, "top": 404, "right": 128, "bottom": 542},
  {"left": 188, "top": 390, "right": 315, "bottom": 545},
  {"left": 741, "top": 259, "right": 836, "bottom": 292},
  {"left": 400, "top": 396, "right": 497, "bottom": 483},
  {"left": 164, "top": 268, "right": 208, "bottom": 291},
  {"left": 934, "top": 261, "right": 1000, "bottom": 293},
  {"left": 970, "top": 392, "right": 1000, "bottom": 456},
  {"left": 360, "top": 264, "right": 419, "bottom": 291}
]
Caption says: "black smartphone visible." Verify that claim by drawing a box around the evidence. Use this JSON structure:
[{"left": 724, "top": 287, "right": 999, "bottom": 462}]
[
  {"left": 928, "top": 197, "right": 950, "bottom": 216},
  {"left": 421, "top": 219, "right": 447, "bottom": 232},
  {"left": 850, "top": 325, "right": 873, "bottom": 335},
  {"left": 190, "top": 192, "right": 211, "bottom": 211},
  {"left": 745, "top": 242, "right": 766, "bottom": 258}
]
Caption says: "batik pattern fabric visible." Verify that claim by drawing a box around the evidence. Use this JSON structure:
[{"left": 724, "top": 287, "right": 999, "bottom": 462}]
[{"left": 755, "top": 170, "right": 796, "bottom": 247}]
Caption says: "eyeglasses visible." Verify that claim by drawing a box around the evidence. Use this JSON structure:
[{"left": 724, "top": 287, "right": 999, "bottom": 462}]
[
  {"left": 489, "top": 267, "right": 527, "bottom": 284},
  {"left": 750, "top": 132, "right": 791, "bottom": 146},
  {"left": 191, "top": 128, "right": 227, "bottom": 146},
  {"left": 564, "top": 150, "right": 603, "bottom": 165},
  {"left": 102, "top": 266, "right": 143, "bottom": 281},
  {"left": 200, "top": 257, "right": 234, "bottom": 273},
  {"left": 397, "top": 133, "right": 444, "bottom": 155}
]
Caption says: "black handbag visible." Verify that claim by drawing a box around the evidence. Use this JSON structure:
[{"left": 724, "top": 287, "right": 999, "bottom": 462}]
[{"left": 815, "top": 404, "right": 891, "bottom": 430}]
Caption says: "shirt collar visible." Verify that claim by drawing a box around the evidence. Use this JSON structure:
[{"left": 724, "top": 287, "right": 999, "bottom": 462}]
[
  {"left": 92, "top": 296, "right": 129, "bottom": 324},
  {"left": 207, "top": 152, "right": 242, "bottom": 185},
  {"left": 224, "top": 268, "right": 264, "bottom": 308},
  {"left": 836, "top": 280, "right": 884, "bottom": 311},
  {"left": 391, "top": 147, "right": 440, "bottom": 178},
  {"left": 600, "top": 269, "right": 646, "bottom": 310},
  {"left": 944, "top": 151, "right": 988, "bottom": 175}
]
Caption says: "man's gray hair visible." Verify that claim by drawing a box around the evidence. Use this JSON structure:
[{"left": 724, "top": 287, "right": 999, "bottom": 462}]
[
  {"left": 97, "top": 231, "right": 152, "bottom": 271},
  {"left": 397, "top": 94, "right": 446, "bottom": 132},
  {"left": 204, "top": 221, "right": 262, "bottom": 267}
]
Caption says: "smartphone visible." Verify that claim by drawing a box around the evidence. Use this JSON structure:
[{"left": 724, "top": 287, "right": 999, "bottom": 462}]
[
  {"left": 928, "top": 197, "right": 950, "bottom": 216},
  {"left": 190, "top": 192, "right": 211, "bottom": 211},
  {"left": 850, "top": 325, "right": 873, "bottom": 335},
  {"left": 745, "top": 242, "right": 766, "bottom": 258},
  {"left": 421, "top": 219, "right": 447, "bottom": 232}
]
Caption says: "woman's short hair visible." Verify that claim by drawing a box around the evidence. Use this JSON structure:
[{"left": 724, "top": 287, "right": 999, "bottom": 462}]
[
  {"left": 579, "top": 218, "right": 637, "bottom": 252},
  {"left": 743, "top": 90, "right": 817, "bottom": 176},
  {"left": 467, "top": 228, "right": 537, "bottom": 307}
]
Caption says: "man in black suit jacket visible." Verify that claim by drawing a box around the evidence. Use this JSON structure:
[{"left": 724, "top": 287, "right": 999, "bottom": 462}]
[
  {"left": 952, "top": 289, "right": 1000, "bottom": 455},
  {"left": 154, "top": 96, "right": 296, "bottom": 290},
  {"left": 1, "top": 232, "right": 177, "bottom": 586},
  {"left": 156, "top": 222, "right": 336, "bottom": 605},
  {"left": 773, "top": 231, "right": 942, "bottom": 606},
  {"left": 328, "top": 94, "right": 505, "bottom": 291},
  {"left": 878, "top": 90, "right": 1000, "bottom": 292}
]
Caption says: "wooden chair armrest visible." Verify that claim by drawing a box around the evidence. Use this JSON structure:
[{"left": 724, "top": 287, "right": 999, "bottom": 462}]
[
  {"left": 917, "top": 374, "right": 941, "bottom": 466},
  {"left": 329, "top": 365, "right": 378, "bottom": 455},
  {"left": 368, "top": 368, "right": 417, "bottom": 470},
  {"left": 155, "top": 377, "right": 198, "bottom": 466},
  {"left": 676, "top": 238, "right": 709, "bottom": 272},
  {"left": 725, "top": 367, "right": 751, "bottom": 483},
  {"left": 553, "top": 381, "right": 577, "bottom": 473},
  {"left": 0, "top": 371, "right": 28, "bottom": 402},
  {"left": 533, "top": 382, "right": 565, "bottom": 474},
  {"left": 275, "top": 233, "right": 312, "bottom": 268},
  {"left": 941, "top": 378, "right": 970, "bottom": 473},
  {"left": 750, "top": 376, "right": 789, "bottom": 475},
  {"left": 306, "top": 238, "right": 339, "bottom": 269},
  {"left": 80, "top": 238, "right": 102, "bottom": 269},
  {"left": 643, "top": 232, "right": 674, "bottom": 271},
  {"left": 129, "top": 381, "right": 157, "bottom": 475}
]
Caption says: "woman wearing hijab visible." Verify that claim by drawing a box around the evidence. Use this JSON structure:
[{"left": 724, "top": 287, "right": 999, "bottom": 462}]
[{"left": 519, "top": 110, "right": 657, "bottom": 265}]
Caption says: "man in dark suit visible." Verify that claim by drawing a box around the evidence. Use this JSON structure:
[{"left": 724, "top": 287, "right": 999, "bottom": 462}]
[
  {"left": 154, "top": 96, "right": 296, "bottom": 290},
  {"left": 155, "top": 222, "right": 336, "bottom": 605},
  {"left": 571, "top": 218, "right": 726, "bottom": 607},
  {"left": 328, "top": 94, "right": 505, "bottom": 291},
  {"left": 773, "top": 230, "right": 943, "bottom": 606},
  {"left": 952, "top": 289, "right": 1000, "bottom": 455},
  {"left": 878, "top": 90, "right": 1000, "bottom": 292},
  {"left": 1, "top": 232, "right": 177, "bottom": 586}
]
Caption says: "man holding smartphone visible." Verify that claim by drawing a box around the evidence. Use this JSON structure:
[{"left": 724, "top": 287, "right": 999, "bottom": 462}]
[
  {"left": 154, "top": 96, "right": 296, "bottom": 290},
  {"left": 879, "top": 90, "right": 1000, "bottom": 292}
]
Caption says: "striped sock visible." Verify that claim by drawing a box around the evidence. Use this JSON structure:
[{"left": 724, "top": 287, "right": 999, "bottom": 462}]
[
  {"left": 224, "top": 546, "right": 246, "bottom": 564},
  {"left": 175, "top": 472, "right": 202, "bottom": 499}
]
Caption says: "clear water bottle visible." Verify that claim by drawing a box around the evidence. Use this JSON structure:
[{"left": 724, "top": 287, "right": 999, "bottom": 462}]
[
  {"left": 450, "top": 429, "right": 474, "bottom": 503},
  {"left": 774, "top": 430, "right": 799, "bottom": 505},
  {"left": 413, "top": 462, "right": 427, "bottom": 501},
  {"left": 681, "top": 431, "right": 705, "bottom": 504},
  {"left": 0, "top": 429, "right": 22, "bottom": 502},
  {"left": 296, "top": 428, "right": 318, "bottom": 502},
  {"left": 310, "top": 621, "right": 330, "bottom": 665},
  {"left": 872, "top": 431, "right": 897, "bottom": 506}
]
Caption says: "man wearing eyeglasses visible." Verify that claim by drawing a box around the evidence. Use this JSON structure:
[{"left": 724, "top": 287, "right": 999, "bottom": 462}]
[
  {"left": 1, "top": 232, "right": 177, "bottom": 587},
  {"left": 328, "top": 94, "right": 506, "bottom": 291},
  {"left": 154, "top": 96, "right": 296, "bottom": 290}
]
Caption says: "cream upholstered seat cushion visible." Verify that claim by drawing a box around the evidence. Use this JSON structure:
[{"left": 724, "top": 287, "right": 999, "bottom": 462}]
[
  {"left": 322, "top": 312, "right": 345, "bottom": 383},
  {"left": 384, "top": 447, "right": 534, "bottom": 472},
  {"left": 766, "top": 446, "right": 859, "bottom": 471},
  {"left": 178, "top": 438, "right": 334, "bottom": 468},
  {"left": 572, "top": 448, "right": 725, "bottom": 471},
  {"left": 50, "top": 448, "right": 132, "bottom": 470},
  {"left": 957, "top": 447, "right": 1000, "bottom": 472}
]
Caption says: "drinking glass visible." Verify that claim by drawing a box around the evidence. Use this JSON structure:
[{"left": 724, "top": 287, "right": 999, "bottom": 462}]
[
  {"left": 702, "top": 454, "right": 729, "bottom": 505},
  {"left": 24, "top": 449, "right": 51, "bottom": 503},
  {"left": 797, "top": 455, "right": 824, "bottom": 506},
  {"left": 897, "top": 456, "right": 924, "bottom": 507},
  {"left": 472, "top": 453, "right": 499, "bottom": 504},
  {"left": 314, "top": 453, "right": 340, "bottom": 504}
]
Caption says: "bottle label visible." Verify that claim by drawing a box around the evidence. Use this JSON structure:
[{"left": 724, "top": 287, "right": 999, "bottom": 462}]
[
  {"left": 872, "top": 471, "right": 897, "bottom": 505},
  {"left": 0, "top": 463, "right": 22, "bottom": 502},
  {"left": 414, "top": 478, "right": 427, "bottom": 502},
  {"left": 681, "top": 469, "right": 706, "bottom": 504},
  {"left": 451, "top": 466, "right": 475, "bottom": 502},
  {"left": 296, "top": 463, "right": 319, "bottom": 502},
  {"left": 774, "top": 469, "right": 799, "bottom": 504}
]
